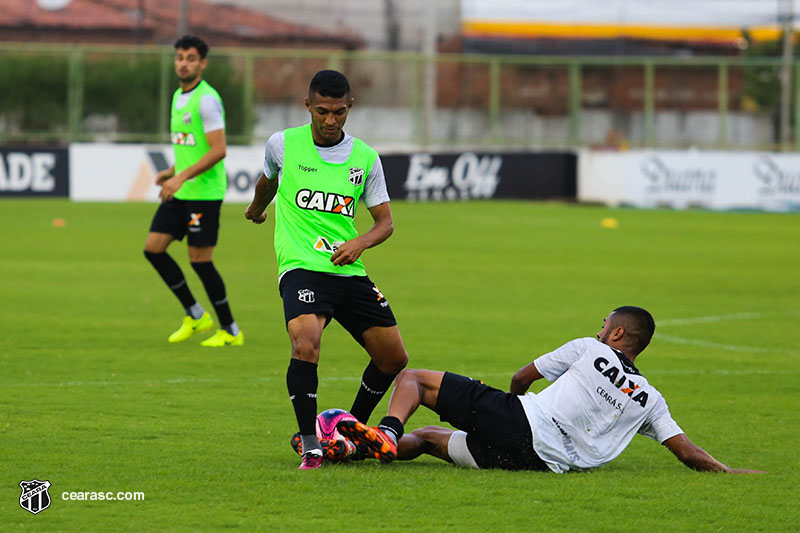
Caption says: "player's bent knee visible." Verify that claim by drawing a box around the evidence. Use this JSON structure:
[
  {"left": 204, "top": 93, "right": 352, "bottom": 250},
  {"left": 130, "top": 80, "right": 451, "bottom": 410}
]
[
  {"left": 388, "top": 349, "right": 409, "bottom": 373},
  {"left": 396, "top": 368, "right": 423, "bottom": 384},
  {"left": 291, "top": 339, "right": 320, "bottom": 362},
  {"left": 372, "top": 349, "right": 408, "bottom": 375}
]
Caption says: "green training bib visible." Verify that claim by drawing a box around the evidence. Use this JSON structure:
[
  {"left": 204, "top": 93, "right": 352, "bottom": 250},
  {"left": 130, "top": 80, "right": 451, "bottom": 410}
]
[
  {"left": 274, "top": 124, "right": 377, "bottom": 277},
  {"left": 170, "top": 80, "right": 227, "bottom": 200}
]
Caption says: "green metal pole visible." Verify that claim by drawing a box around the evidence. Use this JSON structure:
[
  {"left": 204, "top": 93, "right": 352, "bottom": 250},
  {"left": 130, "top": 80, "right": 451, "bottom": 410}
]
[
  {"left": 568, "top": 62, "right": 582, "bottom": 146},
  {"left": 489, "top": 59, "right": 501, "bottom": 143},
  {"left": 159, "top": 50, "right": 170, "bottom": 142},
  {"left": 411, "top": 56, "right": 423, "bottom": 147},
  {"left": 242, "top": 52, "right": 255, "bottom": 144},
  {"left": 67, "top": 47, "right": 84, "bottom": 143},
  {"left": 717, "top": 63, "right": 728, "bottom": 148},
  {"left": 644, "top": 61, "right": 655, "bottom": 147},
  {"left": 327, "top": 52, "right": 342, "bottom": 72},
  {"left": 795, "top": 63, "right": 800, "bottom": 151}
]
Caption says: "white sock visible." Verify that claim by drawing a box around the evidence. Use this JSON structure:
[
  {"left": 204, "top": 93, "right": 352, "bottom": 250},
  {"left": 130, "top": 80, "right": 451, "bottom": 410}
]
[{"left": 187, "top": 303, "right": 204, "bottom": 320}]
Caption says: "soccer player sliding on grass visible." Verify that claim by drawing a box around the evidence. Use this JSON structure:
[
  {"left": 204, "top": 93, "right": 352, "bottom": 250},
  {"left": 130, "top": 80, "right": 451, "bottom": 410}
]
[{"left": 338, "top": 306, "right": 763, "bottom": 474}]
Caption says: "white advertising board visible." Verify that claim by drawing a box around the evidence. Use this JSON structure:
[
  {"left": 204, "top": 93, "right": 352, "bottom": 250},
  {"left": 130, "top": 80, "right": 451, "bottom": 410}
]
[
  {"left": 578, "top": 150, "right": 800, "bottom": 212},
  {"left": 70, "top": 143, "right": 265, "bottom": 203}
]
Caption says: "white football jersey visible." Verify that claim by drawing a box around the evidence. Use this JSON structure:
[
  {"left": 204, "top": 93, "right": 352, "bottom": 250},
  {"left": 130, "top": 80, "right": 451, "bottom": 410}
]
[{"left": 517, "top": 337, "right": 683, "bottom": 473}]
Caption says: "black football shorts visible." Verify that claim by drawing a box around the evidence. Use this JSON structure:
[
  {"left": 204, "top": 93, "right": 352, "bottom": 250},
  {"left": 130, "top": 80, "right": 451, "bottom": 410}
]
[
  {"left": 149, "top": 199, "right": 222, "bottom": 247},
  {"left": 436, "top": 372, "right": 549, "bottom": 471},
  {"left": 279, "top": 268, "right": 397, "bottom": 346}
]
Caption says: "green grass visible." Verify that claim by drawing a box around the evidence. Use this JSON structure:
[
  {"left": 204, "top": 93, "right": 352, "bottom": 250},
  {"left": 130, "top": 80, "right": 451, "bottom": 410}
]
[{"left": 1, "top": 199, "right": 797, "bottom": 531}]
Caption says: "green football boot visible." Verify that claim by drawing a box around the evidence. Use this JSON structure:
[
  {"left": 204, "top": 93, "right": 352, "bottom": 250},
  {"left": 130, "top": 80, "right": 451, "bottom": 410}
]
[
  {"left": 168, "top": 312, "right": 214, "bottom": 343},
  {"left": 200, "top": 329, "right": 244, "bottom": 347}
]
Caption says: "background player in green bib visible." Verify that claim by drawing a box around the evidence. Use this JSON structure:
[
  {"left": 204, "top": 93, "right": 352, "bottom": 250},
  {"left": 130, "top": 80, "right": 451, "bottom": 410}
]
[
  {"left": 143, "top": 35, "right": 243, "bottom": 347},
  {"left": 245, "top": 70, "right": 409, "bottom": 469}
]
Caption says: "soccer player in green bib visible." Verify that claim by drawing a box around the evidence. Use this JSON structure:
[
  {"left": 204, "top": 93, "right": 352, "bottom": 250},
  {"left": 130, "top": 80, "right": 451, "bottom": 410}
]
[
  {"left": 245, "top": 70, "right": 409, "bottom": 469},
  {"left": 143, "top": 35, "right": 243, "bottom": 347}
]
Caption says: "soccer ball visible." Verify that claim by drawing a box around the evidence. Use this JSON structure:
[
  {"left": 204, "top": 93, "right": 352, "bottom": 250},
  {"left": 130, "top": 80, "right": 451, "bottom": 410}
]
[{"left": 316, "top": 408, "right": 357, "bottom": 440}]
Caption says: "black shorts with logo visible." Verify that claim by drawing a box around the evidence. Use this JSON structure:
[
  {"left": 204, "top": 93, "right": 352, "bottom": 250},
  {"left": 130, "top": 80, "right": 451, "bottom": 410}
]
[
  {"left": 436, "top": 372, "right": 549, "bottom": 471},
  {"left": 149, "top": 199, "right": 222, "bottom": 247},
  {"left": 279, "top": 268, "right": 397, "bottom": 346}
]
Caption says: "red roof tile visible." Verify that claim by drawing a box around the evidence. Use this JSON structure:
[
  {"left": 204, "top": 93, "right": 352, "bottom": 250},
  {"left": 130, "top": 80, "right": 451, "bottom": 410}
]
[
  {"left": 0, "top": 0, "right": 360, "bottom": 47},
  {"left": 1, "top": 0, "right": 151, "bottom": 31}
]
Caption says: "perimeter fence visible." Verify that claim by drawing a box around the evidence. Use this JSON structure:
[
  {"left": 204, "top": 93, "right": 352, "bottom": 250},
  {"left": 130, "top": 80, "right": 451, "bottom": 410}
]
[{"left": 0, "top": 42, "right": 796, "bottom": 150}]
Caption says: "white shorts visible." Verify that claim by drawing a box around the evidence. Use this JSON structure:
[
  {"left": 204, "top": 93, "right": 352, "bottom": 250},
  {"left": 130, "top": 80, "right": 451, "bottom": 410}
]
[{"left": 447, "top": 430, "right": 479, "bottom": 469}]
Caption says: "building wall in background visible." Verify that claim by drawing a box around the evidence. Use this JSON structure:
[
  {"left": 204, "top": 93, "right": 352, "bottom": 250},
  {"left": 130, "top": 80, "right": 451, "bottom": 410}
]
[{"left": 204, "top": 0, "right": 461, "bottom": 51}]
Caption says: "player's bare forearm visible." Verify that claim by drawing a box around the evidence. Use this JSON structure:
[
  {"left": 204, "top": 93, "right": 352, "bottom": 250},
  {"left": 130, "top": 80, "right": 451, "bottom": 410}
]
[
  {"left": 160, "top": 130, "right": 226, "bottom": 201},
  {"left": 663, "top": 434, "right": 764, "bottom": 474},
  {"left": 155, "top": 166, "right": 175, "bottom": 184},
  {"left": 245, "top": 173, "right": 277, "bottom": 224},
  {"left": 330, "top": 202, "right": 394, "bottom": 266},
  {"left": 174, "top": 140, "right": 226, "bottom": 184}
]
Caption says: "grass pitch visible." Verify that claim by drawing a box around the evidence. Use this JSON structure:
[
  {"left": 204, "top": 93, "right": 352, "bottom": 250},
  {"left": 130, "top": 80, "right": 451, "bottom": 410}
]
[{"left": 1, "top": 199, "right": 797, "bottom": 531}]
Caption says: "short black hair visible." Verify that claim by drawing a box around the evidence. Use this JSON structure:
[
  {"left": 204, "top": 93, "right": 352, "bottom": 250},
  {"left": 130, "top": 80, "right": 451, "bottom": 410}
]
[
  {"left": 611, "top": 306, "right": 656, "bottom": 355},
  {"left": 174, "top": 35, "right": 208, "bottom": 59},
  {"left": 309, "top": 70, "right": 351, "bottom": 99}
]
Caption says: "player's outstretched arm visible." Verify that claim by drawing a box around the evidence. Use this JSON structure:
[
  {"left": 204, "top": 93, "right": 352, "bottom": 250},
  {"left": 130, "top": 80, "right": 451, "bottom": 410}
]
[
  {"left": 663, "top": 434, "right": 764, "bottom": 474},
  {"left": 331, "top": 201, "right": 394, "bottom": 266},
  {"left": 245, "top": 173, "right": 278, "bottom": 224}
]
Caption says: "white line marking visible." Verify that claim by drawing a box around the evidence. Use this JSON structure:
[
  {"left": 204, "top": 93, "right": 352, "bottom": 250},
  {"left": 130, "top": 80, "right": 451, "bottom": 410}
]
[
  {"left": 659, "top": 311, "right": 800, "bottom": 327},
  {"left": 656, "top": 333, "right": 799, "bottom": 354},
  {"left": 8, "top": 311, "right": 798, "bottom": 388},
  {"left": 658, "top": 312, "right": 764, "bottom": 326},
  {"left": 9, "top": 366, "right": 796, "bottom": 389}
]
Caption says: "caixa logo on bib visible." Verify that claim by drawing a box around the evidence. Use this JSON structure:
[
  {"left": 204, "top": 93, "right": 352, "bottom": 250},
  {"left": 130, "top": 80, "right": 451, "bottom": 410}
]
[
  {"left": 296, "top": 189, "right": 355, "bottom": 217},
  {"left": 171, "top": 132, "right": 196, "bottom": 146},
  {"left": 19, "top": 479, "right": 51, "bottom": 515},
  {"left": 404, "top": 152, "right": 502, "bottom": 201}
]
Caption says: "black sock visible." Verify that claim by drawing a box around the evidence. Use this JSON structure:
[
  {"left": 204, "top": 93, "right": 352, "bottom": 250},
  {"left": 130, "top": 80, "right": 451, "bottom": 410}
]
[
  {"left": 286, "top": 358, "right": 318, "bottom": 436},
  {"left": 144, "top": 251, "right": 196, "bottom": 310},
  {"left": 191, "top": 261, "right": 234, "bottom": 328},
  {"left": 378, "top": 416, "right": 404, "bottom": 444},
  {"left": 350, "top": 361, "right": 398, "bottom": 423}
]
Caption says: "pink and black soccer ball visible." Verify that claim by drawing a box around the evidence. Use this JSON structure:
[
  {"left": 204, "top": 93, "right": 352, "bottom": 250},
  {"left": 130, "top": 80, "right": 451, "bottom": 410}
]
[{"left": 316, "top": 408, "right": 357, "bottom": 440}]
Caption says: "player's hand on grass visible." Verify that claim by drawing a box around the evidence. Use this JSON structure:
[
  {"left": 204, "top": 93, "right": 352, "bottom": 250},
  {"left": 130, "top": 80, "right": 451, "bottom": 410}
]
[
  {"left": 331, "top": 239, "right": 365, "bottom": 266},
  {"left": 245, "top": 204, "right": 267, "bottom": 224}
]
